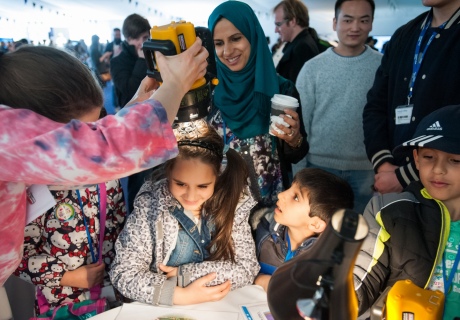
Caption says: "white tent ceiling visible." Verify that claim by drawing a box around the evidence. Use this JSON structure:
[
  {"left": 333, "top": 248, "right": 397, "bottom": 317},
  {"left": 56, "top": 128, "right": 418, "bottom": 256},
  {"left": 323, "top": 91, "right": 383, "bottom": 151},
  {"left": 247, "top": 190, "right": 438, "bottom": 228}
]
[{"left": 0, "top": 0, "right": 429, "bottom": 44}]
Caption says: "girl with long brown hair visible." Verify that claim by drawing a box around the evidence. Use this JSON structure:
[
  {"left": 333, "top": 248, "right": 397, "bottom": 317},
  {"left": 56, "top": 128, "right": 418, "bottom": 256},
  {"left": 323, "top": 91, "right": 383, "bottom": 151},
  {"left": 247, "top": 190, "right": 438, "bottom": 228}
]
[{"left": 110, "top": 127, "right": 260, "bottom": 305}]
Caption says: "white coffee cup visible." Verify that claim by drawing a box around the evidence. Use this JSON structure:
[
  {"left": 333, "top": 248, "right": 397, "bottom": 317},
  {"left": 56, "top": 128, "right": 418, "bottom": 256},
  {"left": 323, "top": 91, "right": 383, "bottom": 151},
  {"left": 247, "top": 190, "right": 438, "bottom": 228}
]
[{"left": 270, "top": 94, "right": 299, "bottom": 135}]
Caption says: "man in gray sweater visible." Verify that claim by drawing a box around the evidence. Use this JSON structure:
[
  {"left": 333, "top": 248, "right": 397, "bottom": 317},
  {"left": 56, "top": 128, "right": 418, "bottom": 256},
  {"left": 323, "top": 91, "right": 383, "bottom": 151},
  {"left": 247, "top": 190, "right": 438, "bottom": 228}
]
[{"left": 295, "top": 0, "right": 381, "bottom": 213}]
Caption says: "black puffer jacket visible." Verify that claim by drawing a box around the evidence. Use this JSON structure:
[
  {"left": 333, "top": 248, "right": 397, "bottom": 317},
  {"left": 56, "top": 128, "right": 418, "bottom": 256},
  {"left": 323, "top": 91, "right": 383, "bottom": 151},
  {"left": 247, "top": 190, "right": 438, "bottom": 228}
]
[{"left": 353, "top": 181, "right": 449, "bottom": 315}]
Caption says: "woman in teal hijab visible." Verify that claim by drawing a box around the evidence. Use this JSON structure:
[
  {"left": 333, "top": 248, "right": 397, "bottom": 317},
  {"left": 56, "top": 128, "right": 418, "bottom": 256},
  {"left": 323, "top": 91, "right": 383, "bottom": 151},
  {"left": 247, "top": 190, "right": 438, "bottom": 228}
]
[{"left": 208, "top": 1, "right": 308, "bottom": 209}]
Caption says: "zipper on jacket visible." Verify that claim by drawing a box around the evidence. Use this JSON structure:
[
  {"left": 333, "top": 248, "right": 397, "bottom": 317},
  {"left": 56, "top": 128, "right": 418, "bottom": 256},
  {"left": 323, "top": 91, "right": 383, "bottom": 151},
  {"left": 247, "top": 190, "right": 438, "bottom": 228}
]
[{"left": 424, "top": 198, "right": 450, "bottom": 289}]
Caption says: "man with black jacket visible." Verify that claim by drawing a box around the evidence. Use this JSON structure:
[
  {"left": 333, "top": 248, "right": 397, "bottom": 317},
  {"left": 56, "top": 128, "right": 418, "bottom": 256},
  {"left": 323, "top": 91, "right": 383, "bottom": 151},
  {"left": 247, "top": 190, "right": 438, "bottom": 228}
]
[
  {"left": 273, "top": 0, "right": 320, "bottom": 83},
  {"left": 363, "top": 0, "right": 460, "bottom": 194}
]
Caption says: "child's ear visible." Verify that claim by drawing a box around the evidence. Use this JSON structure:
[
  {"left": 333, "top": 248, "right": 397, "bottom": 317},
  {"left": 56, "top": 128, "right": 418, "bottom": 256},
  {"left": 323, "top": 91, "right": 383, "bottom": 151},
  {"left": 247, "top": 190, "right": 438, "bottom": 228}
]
[
  {"left": 413, "top": 148, "right": 420, "bottom": 170},
  {"left": 308, "top": 217, "right": 327, "bottom": 234}
]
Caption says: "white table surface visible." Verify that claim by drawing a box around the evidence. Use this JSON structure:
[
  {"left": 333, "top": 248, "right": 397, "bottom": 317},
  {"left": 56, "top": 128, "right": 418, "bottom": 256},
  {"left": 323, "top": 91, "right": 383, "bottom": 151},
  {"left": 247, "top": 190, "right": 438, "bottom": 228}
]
[{"left": 92, "top": 285, "right": 268, "bottom": 320}]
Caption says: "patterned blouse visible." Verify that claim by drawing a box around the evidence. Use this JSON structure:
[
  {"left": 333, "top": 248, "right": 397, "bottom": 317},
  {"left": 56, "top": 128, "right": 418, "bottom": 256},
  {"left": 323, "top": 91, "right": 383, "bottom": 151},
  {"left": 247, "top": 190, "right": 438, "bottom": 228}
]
[{"left": 208, "top": 110, "right": 283, "bottom": 208}]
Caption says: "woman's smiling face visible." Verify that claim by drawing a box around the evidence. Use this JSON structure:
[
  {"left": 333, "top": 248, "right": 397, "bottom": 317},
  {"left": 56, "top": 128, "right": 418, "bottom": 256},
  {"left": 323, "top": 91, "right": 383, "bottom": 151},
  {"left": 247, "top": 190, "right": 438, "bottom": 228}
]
[{"left": 213, "top": 18, "right": 251, "bottom": 72}]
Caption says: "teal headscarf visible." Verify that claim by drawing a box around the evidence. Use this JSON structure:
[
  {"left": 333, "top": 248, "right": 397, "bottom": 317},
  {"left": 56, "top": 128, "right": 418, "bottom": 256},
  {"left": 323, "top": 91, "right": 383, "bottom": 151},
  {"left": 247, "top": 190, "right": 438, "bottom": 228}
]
[{"left": 208, "top": 1, "right": 279, "bottom": 139}]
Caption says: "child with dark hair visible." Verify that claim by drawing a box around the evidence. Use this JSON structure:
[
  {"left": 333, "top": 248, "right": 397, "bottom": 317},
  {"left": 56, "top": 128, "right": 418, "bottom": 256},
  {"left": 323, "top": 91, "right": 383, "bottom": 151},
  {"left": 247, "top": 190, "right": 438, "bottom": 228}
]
[
  {"left": 110, "top": 127, "right": 260, "bottom": 306},
  {"left": 111, "top": 13, "right": 153, "bottom": 108},
  {"left": 110, "top": 13, "right": 159, "bottom": 213},
  {"left": 0, "top": 38, "right": 208, "bottom": 290},
  {"left": 8, "top": 46, "right": 126, "bottom": 314},
  {"left": 354, "top": 105, "right": 460, "bottom": 318},
  {"left": 15, "top": 108, "right": 128, "bottom": 316},
  {"left": 254, "top": 168, "right": 354, "bottom": 291}
]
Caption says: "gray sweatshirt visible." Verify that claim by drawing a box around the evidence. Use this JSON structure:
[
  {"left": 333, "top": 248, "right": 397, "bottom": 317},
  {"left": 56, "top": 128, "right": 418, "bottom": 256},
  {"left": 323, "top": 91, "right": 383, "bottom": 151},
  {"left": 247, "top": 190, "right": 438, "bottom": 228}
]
[{"left": 296, "top": 46, "right": 382, "bottom": 170}]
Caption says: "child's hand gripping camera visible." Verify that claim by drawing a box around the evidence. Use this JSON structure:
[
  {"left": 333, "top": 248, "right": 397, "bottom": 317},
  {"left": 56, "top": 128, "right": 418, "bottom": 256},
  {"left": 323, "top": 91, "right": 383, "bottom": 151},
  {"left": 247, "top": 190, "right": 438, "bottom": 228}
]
[{"left": 142, "top": 21, "right": 217, "bottom": 124}]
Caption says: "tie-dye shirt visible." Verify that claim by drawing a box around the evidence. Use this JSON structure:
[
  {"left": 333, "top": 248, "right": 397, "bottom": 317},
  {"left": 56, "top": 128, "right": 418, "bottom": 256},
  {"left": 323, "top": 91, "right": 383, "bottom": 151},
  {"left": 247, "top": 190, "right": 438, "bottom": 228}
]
[{"left": 0, "top": 99, "right": 178, "bottom": 286}]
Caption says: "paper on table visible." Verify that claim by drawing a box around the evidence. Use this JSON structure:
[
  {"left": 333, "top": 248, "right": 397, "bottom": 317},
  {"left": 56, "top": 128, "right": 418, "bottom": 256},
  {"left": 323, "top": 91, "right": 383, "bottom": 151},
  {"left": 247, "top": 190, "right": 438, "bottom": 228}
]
[
  {"left": 115, "top": 303, "right": 239, "bottom": 320},
  {"left": 239, "top": 302, "right": 274, "bottom": 320}
]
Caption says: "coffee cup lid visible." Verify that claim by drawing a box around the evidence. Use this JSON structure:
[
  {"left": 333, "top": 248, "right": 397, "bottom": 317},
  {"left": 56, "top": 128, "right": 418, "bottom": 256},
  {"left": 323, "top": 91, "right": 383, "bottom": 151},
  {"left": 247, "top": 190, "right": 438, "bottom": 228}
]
[{"left": 271, "top": 94, "right": 299, "bottom": 108}]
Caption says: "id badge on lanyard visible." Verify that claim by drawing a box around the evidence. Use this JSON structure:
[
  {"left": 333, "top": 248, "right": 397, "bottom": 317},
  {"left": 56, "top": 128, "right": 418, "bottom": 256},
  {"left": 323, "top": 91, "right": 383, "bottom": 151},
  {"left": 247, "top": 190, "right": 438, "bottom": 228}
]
[
  {"left": 397, "top": 12, "right": 446, "bottom": 126},
  {"left": 395, "top": 104, "right": 413, "bottom": 125}
]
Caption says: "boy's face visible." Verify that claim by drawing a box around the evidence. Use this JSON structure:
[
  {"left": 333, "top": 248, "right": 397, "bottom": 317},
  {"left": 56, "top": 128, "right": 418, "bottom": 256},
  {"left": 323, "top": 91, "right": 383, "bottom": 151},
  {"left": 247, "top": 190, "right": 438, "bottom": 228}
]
[
  {"left": 128, "top": 31, "right": 150, "bottom": 52},
  {"left": 274, "top": 182, "right": 315, "bottom": 230},
  {"left": 414, "top": 148, "right": 460, "bottom": 212}
]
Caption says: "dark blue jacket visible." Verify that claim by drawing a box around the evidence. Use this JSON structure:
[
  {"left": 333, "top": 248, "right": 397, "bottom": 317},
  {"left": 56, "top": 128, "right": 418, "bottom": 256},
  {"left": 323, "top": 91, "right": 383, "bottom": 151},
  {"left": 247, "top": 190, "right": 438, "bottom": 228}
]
[
  {"left": 363, "top": 8, "right": 460, "bottom": 187},
  {"left": 255, "top": 212, "right": 317, "bottom": 275}
]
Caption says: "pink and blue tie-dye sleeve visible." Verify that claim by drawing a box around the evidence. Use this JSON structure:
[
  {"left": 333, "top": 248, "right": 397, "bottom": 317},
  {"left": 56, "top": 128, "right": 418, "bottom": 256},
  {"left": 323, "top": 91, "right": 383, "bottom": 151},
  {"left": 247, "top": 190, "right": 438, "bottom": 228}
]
[
  {"left": 0, "top": 99, "right": 178, "bottom": 286},
  {"left": 0, "top": 99, "right": 178, "bottom": 184},
  {"left": 0, "top": 181, "right": 26, "bottom": 286}
]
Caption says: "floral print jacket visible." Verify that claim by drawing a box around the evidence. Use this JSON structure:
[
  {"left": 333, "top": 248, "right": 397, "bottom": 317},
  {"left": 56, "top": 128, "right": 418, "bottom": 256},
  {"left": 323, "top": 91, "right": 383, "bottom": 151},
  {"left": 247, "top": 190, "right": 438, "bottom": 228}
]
[
  {"left": 0, "top": 100, "right": 178, "bottom": 287},
  {"left": 109, "top": 179, "right": 260, "bottom": 306}
]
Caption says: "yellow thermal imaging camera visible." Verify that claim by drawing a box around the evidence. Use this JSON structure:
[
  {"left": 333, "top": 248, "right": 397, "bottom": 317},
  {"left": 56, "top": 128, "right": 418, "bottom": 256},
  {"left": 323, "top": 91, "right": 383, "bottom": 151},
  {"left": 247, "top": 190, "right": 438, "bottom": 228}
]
[
  {"left": 370, "top": 279, "right": 445, "bottom": 320},
  {"left": 142, "top": 21, "right": 217, "bottom": 124}
]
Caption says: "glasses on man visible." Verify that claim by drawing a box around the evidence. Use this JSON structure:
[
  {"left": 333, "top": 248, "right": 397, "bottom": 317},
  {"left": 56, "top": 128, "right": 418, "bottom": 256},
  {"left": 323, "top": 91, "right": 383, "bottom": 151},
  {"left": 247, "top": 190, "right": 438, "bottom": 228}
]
[{"left": 275, "top": 19, "right": 289, "bottom": 27}]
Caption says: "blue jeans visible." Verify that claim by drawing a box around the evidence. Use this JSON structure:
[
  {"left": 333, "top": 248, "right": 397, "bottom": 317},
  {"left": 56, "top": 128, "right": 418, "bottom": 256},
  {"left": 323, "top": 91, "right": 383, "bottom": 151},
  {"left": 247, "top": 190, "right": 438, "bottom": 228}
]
[
  {"left": 167, "top": 207, "right": 212, "bottom": 266},
  {"left": 306, "top": 162, "right": 374, "bottom": 214}
]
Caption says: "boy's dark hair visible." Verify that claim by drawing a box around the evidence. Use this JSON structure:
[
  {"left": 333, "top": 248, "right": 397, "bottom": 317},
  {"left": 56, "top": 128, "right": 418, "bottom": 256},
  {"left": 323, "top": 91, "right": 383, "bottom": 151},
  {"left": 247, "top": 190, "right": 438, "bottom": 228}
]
[
  {"left": 274, "top": 0, "right": 310, "bottom": 28},
  {"left": 293, "top": 168, "right": 354, "bottom": 222},
  {"left": 0, "top": 46, "right": 103, "bottom": 123},
  {"left": 157, "top": 128, "right": 249, "bottom": 263},
  {"left": 122, "top": 14, "right": 150, "bottom": 40},
  {"left": 335, "top": 0, "right": 375, "bottom": 18}
]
